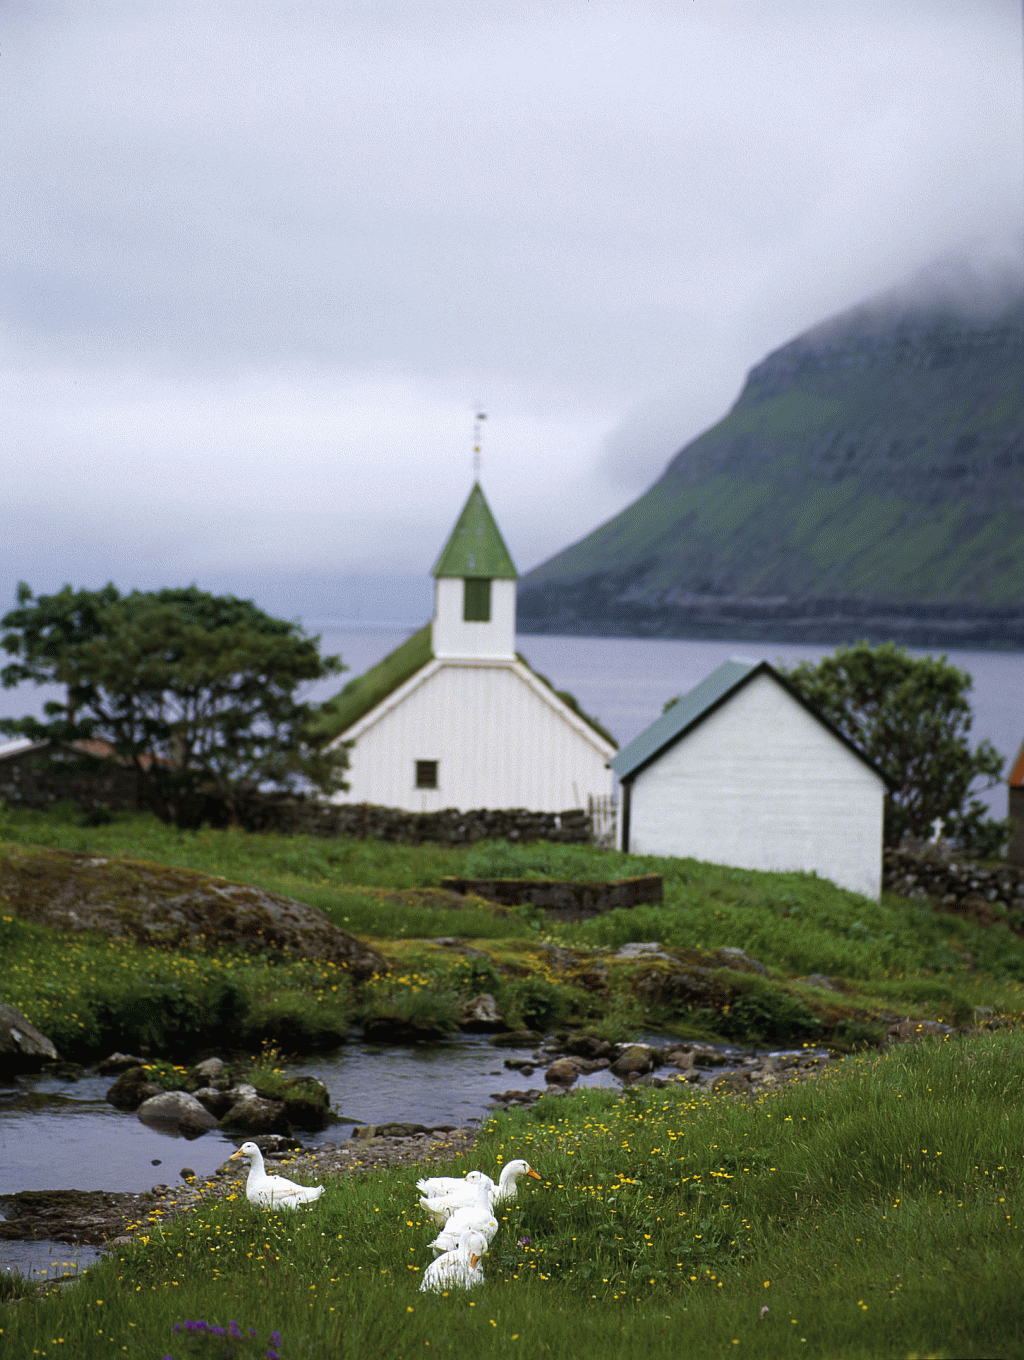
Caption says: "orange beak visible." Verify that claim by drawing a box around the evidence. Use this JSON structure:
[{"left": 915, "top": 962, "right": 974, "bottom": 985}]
[
  {"left": 527, "top": 1168, "right": 541, "bottom": 1180},
  {"left": 229, "top": 1149, "right": 243, "bottom": 1160},
  {"left": 470, "top": 1253, "right": 481, "bottom": 1269}
]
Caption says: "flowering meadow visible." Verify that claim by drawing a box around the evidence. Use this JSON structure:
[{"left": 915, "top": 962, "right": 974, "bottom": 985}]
[{"left": 3, "top": 1029, "right": 1023, "bottom": 1359}]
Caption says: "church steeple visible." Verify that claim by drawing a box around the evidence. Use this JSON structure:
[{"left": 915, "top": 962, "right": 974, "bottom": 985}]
[
  {"left": 431, "top": 483, "right": 518, "bottom": 581},
  {"left": 431, "top": 484, "right": 518, "bottom": 660}
]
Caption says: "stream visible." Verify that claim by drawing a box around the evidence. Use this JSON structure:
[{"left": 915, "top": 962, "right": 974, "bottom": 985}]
[{"left": 0, "top": 1033, "right": 636, "bottom": 1280}]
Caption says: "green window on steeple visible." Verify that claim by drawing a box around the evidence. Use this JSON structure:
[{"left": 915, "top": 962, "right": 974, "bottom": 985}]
[{"left": 463, "top": 577, "right": 492, "bottom": 622}]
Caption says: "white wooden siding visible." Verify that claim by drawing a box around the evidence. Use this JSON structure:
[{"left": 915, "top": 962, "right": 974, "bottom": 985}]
[
  {"left": 431, "top": 578, "right": 516, "bottom": 659},
  {"left": 625, "top": 672, "right": 885, "bottom": 898},
  {"left": 334, "top": 659, "right": 615, "bottom": 812}
]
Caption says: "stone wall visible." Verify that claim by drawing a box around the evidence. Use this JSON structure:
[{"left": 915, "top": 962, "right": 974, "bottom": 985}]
[
  {"left": 238, "top": 797, "right": 595, "bottom": 845},
  {"left": 883, "top": 841, "right": 1024, "bottom": 922},
  {"left": 0, "top": 744, "right": 144, "bottom": 813},
  {"left": 440, "top": 873, "right": 663, "bottom": 922}
]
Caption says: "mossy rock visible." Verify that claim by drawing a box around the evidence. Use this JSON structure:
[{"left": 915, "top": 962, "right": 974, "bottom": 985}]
[{"left": 0, "top": 843, "right": 388, "bottom": 978}]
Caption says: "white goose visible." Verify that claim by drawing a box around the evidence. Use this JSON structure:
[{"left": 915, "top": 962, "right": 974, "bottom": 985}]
[
  {"left": 229, "top": 1141, "right": 324, "bottom": 1211},
  {"left": 419, "top": 1229, "right": 488, "bottom": 1292},
  {"left": 428, "top": 1177, "right": 498, "bottom": 1255},
  {"left": 418, "top": 1160, "right": 541, "bottom": 1224}
]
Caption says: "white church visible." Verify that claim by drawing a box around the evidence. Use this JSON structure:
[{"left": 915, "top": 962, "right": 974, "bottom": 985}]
[{"left": 315, "top": 484, "right": 617, "bottom": 813}]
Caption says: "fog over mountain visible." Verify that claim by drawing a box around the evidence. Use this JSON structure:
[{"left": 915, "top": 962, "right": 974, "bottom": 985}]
[{"left": 2, "top": 1, "right": 1021, "bottom": 623}]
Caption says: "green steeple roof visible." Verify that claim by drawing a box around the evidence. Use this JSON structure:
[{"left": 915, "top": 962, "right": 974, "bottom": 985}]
[{"left": 431, "top": 483, "right": 518, "bottom": 580}]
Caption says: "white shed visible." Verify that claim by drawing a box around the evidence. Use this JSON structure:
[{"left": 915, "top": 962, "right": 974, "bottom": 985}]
[
  {"left": 313, "top": 483, "right": 617, "bottom": 813},
  {"left": 609, "top": 660, "right": 888, "bottom": 899}
]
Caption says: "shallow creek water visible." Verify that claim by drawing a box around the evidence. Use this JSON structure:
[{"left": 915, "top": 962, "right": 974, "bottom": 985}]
[{"left": 0, "top": 1033, "right": 648, "bottom": 1279}]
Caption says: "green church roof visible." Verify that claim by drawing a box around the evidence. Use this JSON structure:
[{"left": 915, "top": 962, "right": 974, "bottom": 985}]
[
  {"left": 305, "top": 623, "right": 434, "bottom": 745},
  {"left": 307, "top": 626, "right": 616, "bottom": 749},
  {"left": 431, "top": 483, "right": 518, "bottom": 580}
]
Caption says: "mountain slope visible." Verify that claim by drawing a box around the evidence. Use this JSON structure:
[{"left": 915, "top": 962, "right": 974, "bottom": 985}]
[{"left": 519, "top": 288, "right": 1024, "bottom": 646}]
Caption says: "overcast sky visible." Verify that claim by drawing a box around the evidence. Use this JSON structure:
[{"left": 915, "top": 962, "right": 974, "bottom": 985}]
[{"left": 3, "top": 0, "right": 1022, "bottom": 619}]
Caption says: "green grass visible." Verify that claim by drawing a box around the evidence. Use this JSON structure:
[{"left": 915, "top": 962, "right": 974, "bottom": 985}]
[
  {"left": 3, "top": 806, "right": 1024, "bottom": 1059},
  {"left": 3, "top": 1031, "right": 1022, "bottom": 1358}
]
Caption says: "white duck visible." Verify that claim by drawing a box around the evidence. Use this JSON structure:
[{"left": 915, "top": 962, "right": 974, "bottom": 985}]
[
  {"left": 419, "top": 1169, "right": 494, "bottom": 1226},
  {"left": 428, "top": 1177, "right": 498, "bottom": 1255},
  {"left": 418, "top": 1160, "right": 541, "bottom": 1224},
  {"left": 229, "top": 1141, "right": 324, "bottom": 1211},
  {"left": 419, "top": 1229, "right": 488, "bottom": 1292}
]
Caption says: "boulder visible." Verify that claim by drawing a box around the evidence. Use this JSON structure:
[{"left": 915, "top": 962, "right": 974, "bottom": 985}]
[
  {"left": 192, "top": 1086, "right": 236, "bottom": 1118},
  {"left": 0, "top": 845, "right": 389, "bottom": 979},
  {"left": 264, "top": 1077, "right": 331, "bottom": 1131},
  {"left": 96, "top": 1052, "right": 147, "bottom": 1075},
  {"left": 219, "top": 1093, "right": 292, "bottom": 1136},
  {"left": 458, "top": 993, "right": 506, "bottom": 1032},
  {"left": 375, "top": 1122, "right": 431, "bottom": 1137},
  {"left": 561, "top": 1034, "right": 613, "bottom": 1060},
  {"left": 137, "top": 1090, "right": 218, "bottom": 1135},
  {"left": 0, "top": 1004, "right": 59, "bottom": 1077},
  {"left": 489, "top": 1030, "right": 542, "bottom": 1048},
  {"left": 106, "top": 1067, "right": 163, "bottom": 1110},
  {"left": 609, "top": 1044, "right": 657, "bottom": 1078},
  {"left": 249, "top": 1134, "right": 303, "bottom": 1155},
  {"left": 192, "top": 1057, "right": 226, "bottom": 1084},
  {"left": 544, "top": 1058, "right": 580, "bottom": 1086}
]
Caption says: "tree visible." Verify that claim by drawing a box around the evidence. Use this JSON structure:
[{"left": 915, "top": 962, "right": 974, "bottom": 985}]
[
  {"left": 0, "top": 582, "right": 350, "bottom": 826},
  {"left": 779, "top": 641, "right": 1008, "bottom": 856}
]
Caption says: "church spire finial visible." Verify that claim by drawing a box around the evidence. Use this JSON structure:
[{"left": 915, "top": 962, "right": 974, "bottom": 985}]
[{"left": 472, "top": 410, "right": 486, "bottom": 479}]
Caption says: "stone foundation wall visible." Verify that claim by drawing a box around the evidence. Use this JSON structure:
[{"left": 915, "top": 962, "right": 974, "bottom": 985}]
[{"left": 441, "top": 873, "right": 663, "bottom": 922}]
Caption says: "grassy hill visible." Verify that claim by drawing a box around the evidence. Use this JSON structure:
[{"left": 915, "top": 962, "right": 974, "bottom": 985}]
[{"left": 519, "top": 288, "right": 1024, "bottom": 647}]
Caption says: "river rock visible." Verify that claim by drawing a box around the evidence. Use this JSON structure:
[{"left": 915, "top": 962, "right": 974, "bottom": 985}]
[
  {"left": 192, "top": 1086, "right": 236, "bottom": 1117},
  {"left": 0, "top": 844, "right": 388, "bottom": 979},
  {"left": 544, "top": 1058, "right": 580, "bottom": 1086},
  {"left": 96, "top": 1052, "right": 147, "bottom": 1075},
  {"left": 560, "top": 1034, "right": 613, "bottom": 1060},
  {"left": 105, "top": 1067, "right": 162, "bottom": 1109},
  {"left": 249, "top": 1134, "right": 303, "bottom": 1154},
  {"left": 489, "top": 1030, "right": 543, "bottom": 1048},
  {"left": 458, "top": 993, "right": 506, "bottom": 1032},
  {"left": 192, "top": 1056, "right": 226, "bottom": 1083},
  {"left": 609, "top": 1044, "right": 657, "bottom": 1078},
  {"left": 137, "top": 1090, "right": 218, "bottom": 1134},
  {"left": 220, "top": 1093, "right": 291, "bottom": 1135},
  {"left": 0, "top": 1004, "right": 59, "bottom": 1077}
]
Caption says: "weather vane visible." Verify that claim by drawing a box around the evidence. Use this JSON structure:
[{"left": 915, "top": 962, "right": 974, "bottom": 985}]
[{"left": 472, "top": 410, "right": 486, "bottom": 478}]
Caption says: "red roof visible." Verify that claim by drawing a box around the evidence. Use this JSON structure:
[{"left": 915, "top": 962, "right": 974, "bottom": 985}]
[{"left": 1010, "top": 741, "right": 1024, "bottom": 788}]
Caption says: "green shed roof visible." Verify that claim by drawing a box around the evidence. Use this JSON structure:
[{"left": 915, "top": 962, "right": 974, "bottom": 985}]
[{"left": 431, "top": 483, "right": 518, "bottom": 580}]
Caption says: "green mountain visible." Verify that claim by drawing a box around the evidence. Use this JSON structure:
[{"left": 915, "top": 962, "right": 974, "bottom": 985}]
[{"left": 519, "top": 286, "right": 1024, "bottom": 647}]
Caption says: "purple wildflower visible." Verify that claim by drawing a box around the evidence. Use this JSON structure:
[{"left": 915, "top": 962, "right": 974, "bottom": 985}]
[{"left": 271, "top": 1333, "right": 281, "bottom": 1346}]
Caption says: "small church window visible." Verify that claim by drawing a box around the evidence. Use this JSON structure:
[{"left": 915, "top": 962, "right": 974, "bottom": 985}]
[
  {"left": 463, "top": 577, "right": 491, "bottom": 622},
  {"left": 415, "top": 759, "right": 438, "bottom": 789}
]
